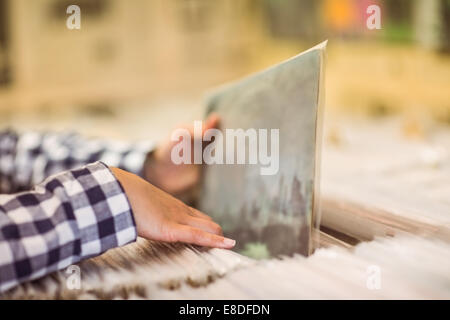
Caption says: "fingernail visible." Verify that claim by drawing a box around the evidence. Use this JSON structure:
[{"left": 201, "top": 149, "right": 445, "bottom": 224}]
[{"left": 222, "top": 238, "right": 236, "bottom": 247}]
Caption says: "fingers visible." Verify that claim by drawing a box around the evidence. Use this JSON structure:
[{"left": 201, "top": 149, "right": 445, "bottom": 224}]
[
  {"left": 181, "top": 215, "right": 223, "bottom": 236},
  {"left": 174, "top": 224, "right": 235, "bottom": 249},
  {"left": 203, "top": 113, "right": 220, "bottom": 132},
  {"left": 188, "top": 207, "right": 213, "bottom": 221},
  {"left": 173, "top": 114, "right": 220, "bottom": 142},
  {"left": 182, "top": 206, "right": 221, "bottom": 235}
]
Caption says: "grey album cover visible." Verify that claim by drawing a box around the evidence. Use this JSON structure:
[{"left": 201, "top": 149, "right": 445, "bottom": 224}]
[{"left": 198, "top": 42, "right": 326, "bottom": 258}]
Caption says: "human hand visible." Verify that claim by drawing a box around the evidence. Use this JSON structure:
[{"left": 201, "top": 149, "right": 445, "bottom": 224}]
[
  {"left": 111, "top": 167, "right": 235, "bottom": 249},
  {"left": 144, "top": 114, "right": 220, "bottom": 196}
]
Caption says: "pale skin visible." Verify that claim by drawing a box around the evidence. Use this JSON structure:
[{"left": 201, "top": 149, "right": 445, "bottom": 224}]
[{"left": 110, "top": 114, "right": 236, "bottom": 249}]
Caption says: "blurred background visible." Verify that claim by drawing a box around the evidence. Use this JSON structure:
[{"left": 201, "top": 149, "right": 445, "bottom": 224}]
[{"left": 0, "top": 0, "right": 449, "bottom": 144}]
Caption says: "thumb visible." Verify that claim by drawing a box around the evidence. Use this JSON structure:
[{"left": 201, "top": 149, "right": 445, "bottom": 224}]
[{"left": 203, "top": 113, "right": 220, "bottom": 133}]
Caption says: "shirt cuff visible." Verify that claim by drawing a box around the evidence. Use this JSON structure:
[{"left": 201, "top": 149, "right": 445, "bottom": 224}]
[
  {"left": 98, "top": 140, "right": 155, "bottom": 179},
  {"left": 64, "top": 161, "right": 137, "bottom": 259}
]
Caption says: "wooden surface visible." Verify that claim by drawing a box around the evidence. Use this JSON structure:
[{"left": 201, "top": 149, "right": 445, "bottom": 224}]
[
  {"left": 2, "top": 235, "right": 449, "bottom": 299},
  {"left": 319, "top": 118, "right": 450, "bottom": 242}
]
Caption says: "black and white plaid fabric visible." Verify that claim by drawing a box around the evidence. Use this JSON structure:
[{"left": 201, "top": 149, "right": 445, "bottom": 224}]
[
  {"left": 0, "top": 129, "right": 154, "bottom": 193},
  {"left": 0, "top": 130, "right": 154, "bottom": 292}
]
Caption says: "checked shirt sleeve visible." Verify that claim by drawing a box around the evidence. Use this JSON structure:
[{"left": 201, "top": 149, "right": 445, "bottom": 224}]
[
  {"left": 0, "top": 161, "right": 137, "bottom": 293},
  {"left": 0, "top": 129, "right": 154, "bottom": 194}
]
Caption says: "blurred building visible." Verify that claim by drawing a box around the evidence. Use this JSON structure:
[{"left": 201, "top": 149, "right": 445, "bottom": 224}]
[
  {"left": 0, "top": 0, "right": 267, "bottom": 110},
  {"left": 0, "top": 0, "right": 448, "bottom": 125}
]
